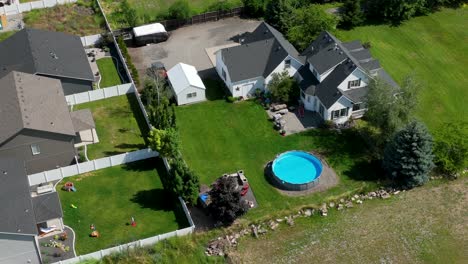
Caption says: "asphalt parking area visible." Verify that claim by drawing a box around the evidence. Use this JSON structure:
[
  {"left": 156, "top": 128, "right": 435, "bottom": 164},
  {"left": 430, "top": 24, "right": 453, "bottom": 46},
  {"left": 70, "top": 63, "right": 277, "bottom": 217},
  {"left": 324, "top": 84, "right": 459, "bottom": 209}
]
[{"left": 128, "top": 17, "right": 261, "bottom": 82}]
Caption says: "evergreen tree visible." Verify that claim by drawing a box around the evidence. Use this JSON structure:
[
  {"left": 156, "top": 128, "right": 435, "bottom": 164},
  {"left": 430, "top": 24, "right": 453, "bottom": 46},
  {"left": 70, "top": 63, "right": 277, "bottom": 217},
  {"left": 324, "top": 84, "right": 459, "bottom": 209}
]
[
  {"left": 147, "top": 128, "right": 180, "bottom": 158},
  {"left": 170, "top": 158, "right": 200, "bottom": 204},
  {"left": 242, "top": 0, "right": 266, "bottom": 17},
  {"left": 339, "top": 0, "right": 364, "bottom": 29},
  {"left": 383, "top": 121, "right": 434, "bottom": 188}
]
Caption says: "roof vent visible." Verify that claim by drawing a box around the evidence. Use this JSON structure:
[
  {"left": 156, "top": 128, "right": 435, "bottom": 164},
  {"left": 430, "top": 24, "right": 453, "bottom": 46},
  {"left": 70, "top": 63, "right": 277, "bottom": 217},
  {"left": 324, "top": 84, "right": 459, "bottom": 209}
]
[
  {"left": 2, "top": 170, "right": 7, "bottom": 175},
  {"left": 50, "top": 52, "right": 59, "bottom": 59},
  {"left": 50, "top": 122, "right": 54, "bottom": 126}
]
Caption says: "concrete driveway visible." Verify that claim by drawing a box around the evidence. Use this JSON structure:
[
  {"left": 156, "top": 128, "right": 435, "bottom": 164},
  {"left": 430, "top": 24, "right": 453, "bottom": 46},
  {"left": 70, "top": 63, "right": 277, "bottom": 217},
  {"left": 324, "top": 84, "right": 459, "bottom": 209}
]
[{"left": 128, "top": 17, "right": 261, "bottom": 82}]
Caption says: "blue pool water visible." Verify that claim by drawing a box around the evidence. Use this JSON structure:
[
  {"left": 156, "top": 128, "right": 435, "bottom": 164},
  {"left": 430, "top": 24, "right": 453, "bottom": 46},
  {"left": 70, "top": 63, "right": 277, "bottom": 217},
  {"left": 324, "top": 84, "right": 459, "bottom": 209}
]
[{"left": 272, "top": 151, "right": 323, "bottom": 184}]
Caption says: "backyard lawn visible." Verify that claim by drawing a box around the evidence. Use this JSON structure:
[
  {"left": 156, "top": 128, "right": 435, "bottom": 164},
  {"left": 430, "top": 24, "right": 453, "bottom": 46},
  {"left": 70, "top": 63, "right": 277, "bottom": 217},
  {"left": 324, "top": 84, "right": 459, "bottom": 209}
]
[
  {"left": 232, "top": 178, "right": 467, "bottom": 263},
  {"left": 23, "top": 0, "right": 106, "bottom": 36},
  {"left": 100, "top": 0, "right": 242, "bottom": 28},
  {"left": 336, "top": 7, "right": 468, "bottom": 132},
  {"left": 97, "top": 57, "right": 123, "bottom": 88},
  {"left": 57, "top": 159, "right": 188, "bottom": 254},
  {"left": 176, "top": 100, "right": 379, "bottom": 220},
  {"left": 74, "top": 94, "right": 148, "bottom": 159}
]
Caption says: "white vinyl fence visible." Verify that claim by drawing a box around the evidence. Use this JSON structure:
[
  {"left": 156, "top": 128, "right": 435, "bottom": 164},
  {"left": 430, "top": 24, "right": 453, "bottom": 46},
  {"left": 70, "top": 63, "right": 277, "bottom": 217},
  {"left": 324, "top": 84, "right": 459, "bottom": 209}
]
[
  {"left": 66, "top": 83, "right": 133, "bottom": 105},
  {"left": 80, "top": 34, "right": 103, "bottom": 47},
  {"left": 1, "top": 0, "right": 77, "bottom": 15},
  {"left": 54, "top": 225, "right": 194, "bottom": 264},
  {"left": 28, "top": 148, "right": 158, "bottom": 186}
]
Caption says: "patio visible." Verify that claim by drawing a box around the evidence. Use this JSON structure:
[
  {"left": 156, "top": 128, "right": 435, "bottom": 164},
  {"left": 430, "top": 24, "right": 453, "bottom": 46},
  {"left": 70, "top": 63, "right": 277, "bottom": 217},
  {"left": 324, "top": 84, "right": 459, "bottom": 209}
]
[
  {"left": 267, "top": 108, "right": 322, "bottom": 135},
  {"left": 39, "top": 226, "right": 76, "bottom": 263}
]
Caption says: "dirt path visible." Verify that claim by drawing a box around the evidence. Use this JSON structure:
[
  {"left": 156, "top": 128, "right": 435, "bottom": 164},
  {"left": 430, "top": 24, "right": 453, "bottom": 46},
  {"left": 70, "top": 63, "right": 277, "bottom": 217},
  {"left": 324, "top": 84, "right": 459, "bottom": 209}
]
[{"left": 229, "top": 178, "right": 468, "bottom": 264}]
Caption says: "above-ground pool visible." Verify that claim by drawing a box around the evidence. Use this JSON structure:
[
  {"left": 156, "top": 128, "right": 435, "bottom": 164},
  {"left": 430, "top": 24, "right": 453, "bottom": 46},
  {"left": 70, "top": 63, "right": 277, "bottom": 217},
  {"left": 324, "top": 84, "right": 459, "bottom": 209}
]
[{"left": 270, "top": 151, "right": 323, "bottom": 191}]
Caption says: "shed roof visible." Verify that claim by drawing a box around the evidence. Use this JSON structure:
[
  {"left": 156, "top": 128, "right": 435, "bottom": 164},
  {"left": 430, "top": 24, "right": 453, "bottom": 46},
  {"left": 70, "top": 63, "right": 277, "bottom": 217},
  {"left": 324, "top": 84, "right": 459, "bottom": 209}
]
[
  {"left": 0, "top": 72, "right": 76, "bottom": 145},
  {"left": 167, "top": 63, "right": 205, "bottom": 94},
  {"left": 0, "top": 28, "right": 94, "bottom": 81},
  {"left": 0, "top": 159, "right": 37, "bottom": 235},
  {"left": 70, "top": 109, "right": 95, "bottom": 132},
  {"left": 133, "top": 23, "right": 167, "bottom": 37}
]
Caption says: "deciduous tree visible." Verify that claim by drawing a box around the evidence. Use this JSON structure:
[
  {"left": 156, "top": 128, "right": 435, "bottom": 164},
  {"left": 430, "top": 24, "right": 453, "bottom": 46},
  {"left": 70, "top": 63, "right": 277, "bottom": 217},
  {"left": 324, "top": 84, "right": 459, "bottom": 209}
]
[
  {"left": 147, "top": 128, "right": 180, "bottom": 158},
  {"left": 267, "top": 71, "right": 298, "bottom": 103},
  {"left": 433, "top": 122, "right": 468, "bottom": 178},
  {"left": 339, "top": 0, "right": 364, "bottom": 29},
  {"left": 265, "top": 0, "right": 294, "bottom": 33}
]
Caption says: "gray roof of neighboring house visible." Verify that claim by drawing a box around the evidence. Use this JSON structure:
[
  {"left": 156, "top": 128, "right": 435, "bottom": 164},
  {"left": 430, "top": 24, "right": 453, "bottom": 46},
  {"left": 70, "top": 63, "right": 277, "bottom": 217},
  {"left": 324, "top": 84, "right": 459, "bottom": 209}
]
[
  {"left": 298, "top": 64, "right": 319, "bottom": 95},
  {"left": 70, "top": 109, "right": 95, "bottom": 132},
  {"left": 0, "top": 71, "right": 76, "bottom": 145},
  {"left": 299, "top": 31, "right": 398, "bottom": 108},
  {"left": 0, "top": 28, "right": 94, "bottom": 81},
  {"left": 219, "top": 22, "right": 304, "bottom": 82},
  {"left": 0, "top": 159, "right": 37, "bottom": 235},
  {"left": 32, "top": 192, "right": 63, "bottom": 224}
]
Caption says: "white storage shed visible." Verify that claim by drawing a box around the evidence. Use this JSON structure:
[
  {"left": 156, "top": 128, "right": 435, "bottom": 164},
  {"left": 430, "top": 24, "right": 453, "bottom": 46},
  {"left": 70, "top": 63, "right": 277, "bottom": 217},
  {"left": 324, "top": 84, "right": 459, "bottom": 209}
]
[{"left": 167, "top": 63, "right": 206, "bottom": 105}]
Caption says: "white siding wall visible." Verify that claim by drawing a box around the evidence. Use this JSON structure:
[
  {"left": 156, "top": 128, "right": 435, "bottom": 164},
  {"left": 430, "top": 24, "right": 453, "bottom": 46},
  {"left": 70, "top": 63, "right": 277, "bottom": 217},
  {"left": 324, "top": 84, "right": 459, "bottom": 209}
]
[
  {"left": 231, "top": 77, "right": 264, "bottom": 98},
  {"left": 265, "top": 55, "right": 302, "bottom": 84},
  {"left": 176, "top": 86, "right": 206, "bottom": 105},
  {"left": 0, "top": 234, "right": 41, "bottom": 264},
  {"left": 308, "top": 64, "right": 321, "bottom": 81},
  {"left": 338, "top": 68, "right": 369, "bottom": 90},
  {"left": 302, "top": 95, "right": 318, "bottom": 112},
  {"left": 215, "top": 51, "right": 234, "bottom": 93},
  {"left": 325, "top": 96, "right": 353, "bottom": 124}
]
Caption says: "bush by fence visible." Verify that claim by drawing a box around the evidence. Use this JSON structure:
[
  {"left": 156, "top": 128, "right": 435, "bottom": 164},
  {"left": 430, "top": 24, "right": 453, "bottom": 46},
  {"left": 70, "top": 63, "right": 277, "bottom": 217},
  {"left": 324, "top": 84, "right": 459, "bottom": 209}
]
[
  {"left": 0, "top": 0, "right": 77, "bottom": 15},
  {"left": 28, "top": 148, "right": 158, "bottom": 186}
]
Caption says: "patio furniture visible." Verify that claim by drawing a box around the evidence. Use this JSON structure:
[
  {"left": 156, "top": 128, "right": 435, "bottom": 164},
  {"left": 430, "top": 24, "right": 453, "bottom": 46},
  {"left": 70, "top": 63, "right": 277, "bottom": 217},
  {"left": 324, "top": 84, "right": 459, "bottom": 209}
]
[
  {"left": 278, "top": 109, "right": 289, "bottom": 115},
  {"left": 271, "top": 104, "right": 287, "bottom": 112}
]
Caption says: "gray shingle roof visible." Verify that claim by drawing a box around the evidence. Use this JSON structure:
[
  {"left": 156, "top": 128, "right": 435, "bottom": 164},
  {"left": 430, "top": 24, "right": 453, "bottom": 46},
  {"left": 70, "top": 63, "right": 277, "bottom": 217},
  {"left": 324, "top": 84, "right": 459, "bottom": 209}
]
[
  {"left": 0, "top": 159, "right": 37, "bottom": 235},
  {"left": 314, "top": 63, "right": 357, "bottom": 108},
  {"left": 220, "top": 22, "right": 304, "bottom": 82},
  {"left": 0, "top": 28, "right": 94, "bottom": 81},
  {"left": 342, "top": 40, "right": 364, "bottom": 51},
  {"left": 361, "top": 59, "right": 381, "bottom": 72},
  {"left": 70, "top": 109, "right": 95, "bottom": 132},
  {"left": 0, "top": 72, "right": 76, "bottom": 145},
  {"left": 342, "top": 86, "right": 369, "bottom": 103},
  {"left": 32, "top": 192, "right": 63, "bottom": 224}
]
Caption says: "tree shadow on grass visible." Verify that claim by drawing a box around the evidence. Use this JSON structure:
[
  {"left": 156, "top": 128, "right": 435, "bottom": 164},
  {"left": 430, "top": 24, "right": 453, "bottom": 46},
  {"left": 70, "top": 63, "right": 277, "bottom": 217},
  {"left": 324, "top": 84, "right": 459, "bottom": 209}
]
[
  {"left": 126, "top": 93, "right": 150, "bottom": 143},
  {"left": 115, "top": 143, "right": 146, "bottom": 149},
  {"left": 130, "top": 189, "right": 175, "bottom": 211},
  {"left": 122, "top": 158, "right": 157, "bottom": 172}
]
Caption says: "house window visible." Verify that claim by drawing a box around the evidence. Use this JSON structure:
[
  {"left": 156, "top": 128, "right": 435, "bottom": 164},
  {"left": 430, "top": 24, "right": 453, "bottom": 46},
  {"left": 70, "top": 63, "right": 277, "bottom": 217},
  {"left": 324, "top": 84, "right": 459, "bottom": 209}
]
[
  {"left": 307, "top": 96, "right": 311, "bottom": 103},
  {"left": 352, "top": 103, "right": 361, "bottom": 111},
  {"left": 186, "top": 92, "right": 197, "bottom": 98},
  {"left": 284, "top": 59, "right": 291, "bottom": 69},
  {"left": 31, "top": 144, "right": 41, "bottom": 155},
  {"left": 319, "top": 104, "right": 324, "bottom": 117},
  {"left": 235, "top": 87, "right": 240, "bottom": 91},
  {"left": 301, "top": 91, "right": 306, "bottom": 99},
  {"left": 222, "top": 68, "right": 227, "bottom": 80},
  {"left": 348, "top": 79, "right": 361, "bottom": 88},
  {"left": 331, "top": 108, "right": 349, "bottom": 120}
]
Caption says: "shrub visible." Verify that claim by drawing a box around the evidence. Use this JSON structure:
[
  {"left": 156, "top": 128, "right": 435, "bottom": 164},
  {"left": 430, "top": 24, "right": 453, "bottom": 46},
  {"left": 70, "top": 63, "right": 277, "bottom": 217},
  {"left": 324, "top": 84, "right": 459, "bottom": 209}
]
[
  {"left": 383, "top": 121, "right": 434, "bottom": 188},
  {"left": 242, "top": 0, "right": 266, "bottom": 17},
  {"left": 339, "top": 0, "right": 364, "bottom": 29},
  {"left": 147, "top": 128, "right": 180, "bottom": 159},
  {"left": 227, "top": 96, "right": 236, "bottom": 103},
  {"left": 267, "top": 71, "right": 298, "bottom": 103},
  {"left": 433, "top": 122, "right": 468, "bottom": 178},
  {"left": 168, "top": 0, "right": 191, "bottom": 20},
  {"left": 120, "top": 0, "right": 139, "bottom": 27}
]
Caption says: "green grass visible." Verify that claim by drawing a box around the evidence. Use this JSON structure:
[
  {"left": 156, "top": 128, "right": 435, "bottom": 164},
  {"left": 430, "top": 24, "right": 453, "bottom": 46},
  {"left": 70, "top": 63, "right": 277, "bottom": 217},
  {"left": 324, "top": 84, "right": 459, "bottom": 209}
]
[
  {"left": 0, "top": 31, "right": 15, "bottom": 42},
  {"left": 336, "top": 7, "right": 468, "bottom": 132},
  {"left": 23, "top": 0, "right": 105, "bottom": 36},
  {"left": 57, "top": 159, "right": 188, "bottom": 254},
  {"left": 176, "top": 99, "right": 379, "bottom": 220},
  {"left": 74, "top": 94, "right": 148, "bottom": 159},
  {"left": 96, "top": 58, "right": 123, "bottom": 88},
  {"left": 232, "top": 178, "right": 467, "bottom": 263},
  {"left": 101, "top": 0, "right": 242, "bottom": 28}
]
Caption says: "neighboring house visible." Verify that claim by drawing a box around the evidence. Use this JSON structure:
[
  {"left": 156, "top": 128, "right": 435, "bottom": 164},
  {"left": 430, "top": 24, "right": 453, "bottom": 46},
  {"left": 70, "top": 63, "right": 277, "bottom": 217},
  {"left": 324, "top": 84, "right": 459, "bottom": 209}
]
[
  {"left": 215, "top": 22, "right": 305, "bottom": 98},
  {"left": 167, "top": 63, "right": 206, "bottom": 105},
  {"left": 0, "top": 28, "right": 94, "bottom": 95},
  {"left": 0, "top": 71, "right": 97, "bottom": 174},
  {"left": 216, "top": 22, "right": 398, "bottom": 124},
  {"left": 297, "top": 31, "right": 398, "bottom": 124},
  {"left": 0, "top": 159, "right": 64, "bottom": 264}
]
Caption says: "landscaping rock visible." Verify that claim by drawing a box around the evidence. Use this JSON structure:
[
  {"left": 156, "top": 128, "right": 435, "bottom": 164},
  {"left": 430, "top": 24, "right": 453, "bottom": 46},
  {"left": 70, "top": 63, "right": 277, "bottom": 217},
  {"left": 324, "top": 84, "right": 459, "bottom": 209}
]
[
  {"left": 381, "top": 193, "right": 391, "bottom": 199},
  {"left": 337, "top": 204, "right": 344, "bottom": 210},
  {"left": 356, "top": 199, "right": 363, "bottom": 204},
  {"left": 340, "top": 198, "right": 345, "bottom": 203},
  {"left": 276, "top": 218, "right": 284, "bottom": 223},
  {"left": 304, "top": 209, "right": 313, "bottom": 217},
  {"left": 320, "top": 204, "right": 328, "bottom": 216},
  {"left": 329, "top": 202, "right": 335, "bottom": 208},
  {"left": 345, "top": 201, "right": 353, "bottom": 208},
  {"left": 394, "top": 191, "right": 400, "bottom": 195},
  {"left": 369, "top": 192, "right": 377, "bottom": 197},
  {"left": 287, "top": 217, "right": 295, "bottom": 226},
  {"left": 353, "top": 194, "right": 359, "bottom": 199},
  {"left": 251, "top": 225, "right": 259, "bottom": 238}
]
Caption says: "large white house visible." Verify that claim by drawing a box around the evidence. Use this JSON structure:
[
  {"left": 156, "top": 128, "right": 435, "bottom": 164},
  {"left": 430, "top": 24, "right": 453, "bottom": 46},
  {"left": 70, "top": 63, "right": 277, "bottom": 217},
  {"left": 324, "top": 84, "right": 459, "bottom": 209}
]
[
  {"left": 216, "top": 23, "right": 398, "bottom": 124},
  {"left": 215, "top": 22, "right": 305, "bottom": 98},
  {"left": 167, "top": 63, "right": 206, "bottom": 105}
]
